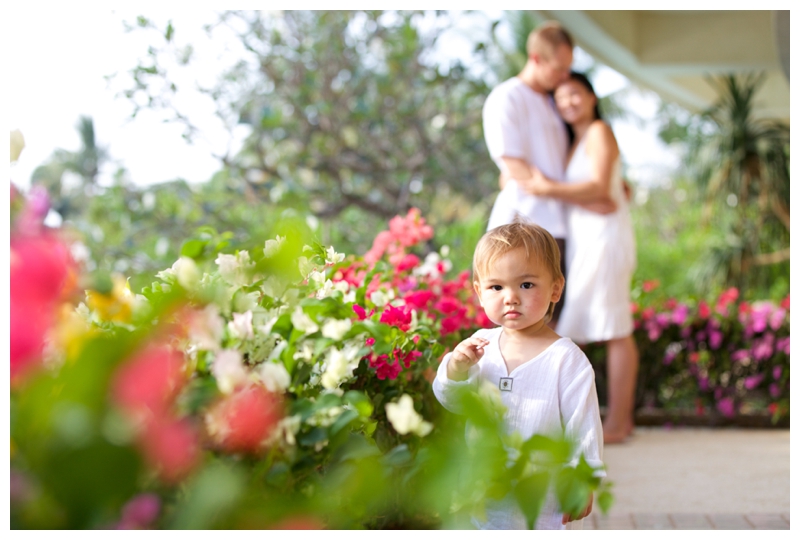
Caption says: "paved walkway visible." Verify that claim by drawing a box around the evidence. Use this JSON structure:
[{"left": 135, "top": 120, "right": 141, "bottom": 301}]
[{"left": 582, "top": 427, "right": 790, "bottom": 530}]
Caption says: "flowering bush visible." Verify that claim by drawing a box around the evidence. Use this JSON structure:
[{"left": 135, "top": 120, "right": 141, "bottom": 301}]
[
  {"left": 583, "top": 283, "right": 790, "bottom": 423},
  {"left": 10, "top": 164, "right": 606, "bottom": 531}
]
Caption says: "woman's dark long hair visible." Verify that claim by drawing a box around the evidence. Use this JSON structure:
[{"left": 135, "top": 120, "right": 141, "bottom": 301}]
[{"left": 558, "top": 71, "right": 602, "bottom": 145}]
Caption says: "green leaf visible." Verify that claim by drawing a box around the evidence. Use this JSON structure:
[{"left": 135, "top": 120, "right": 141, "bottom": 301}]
[
  {"left": 180, "top": 238, "right": 206, "bottom": 259},
  {"left": 330, "top": 409, "right": 360, "bottom": 436},
  {"left": 343, "top": 390, "right": 374, "bottom": 417},
  {"left": 513, "top": 471, "right": 550, "bottom": 529}
]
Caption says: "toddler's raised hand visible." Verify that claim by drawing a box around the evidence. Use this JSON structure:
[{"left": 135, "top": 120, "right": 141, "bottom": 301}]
[{"left": 447, "top": 337, "right": 489, "bottom": 381}]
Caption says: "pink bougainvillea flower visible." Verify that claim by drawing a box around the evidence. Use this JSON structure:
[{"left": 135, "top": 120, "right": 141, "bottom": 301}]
[
  {"left": 780, "top": 295, "right": 790, "bottom": 310},
  {"left": 776, "top": 337, "right": 790, "bottom": 355},
  {"left": 379, "top": 304, "right": 412, "bottom": 331},
  {"left": 115, "top": 493, "right": 161, "bottom": 529},
  {"left": 352, "top": 304, "right": 374, "bottom": 321},
  {"left": 207, "top": 385, "right": 283, "bottom": 454},
  {"left": 396, "top": 253, "right": 420, "bottom": 273},
  {"left": 641, "top": 307, "right": 655, "bottom": 320},
  {"left": 769, "top": 384, "right": 781, "bottom": 398},
  {"left": 768, "top": 403, "right": 779, "bottom": 415},
  {"left": 441, "top": 315, "right": 467, "bottom": 335},
  {"left": 641, "top": 280, "right": 659, "bottom": 293},
  {"left": 403, "top": 290, "right": 435, "bottom": 311},
  {"left": 365, "top": 337, "right": 376, "bottom": 347},
  {"left": 434, "top": 296, "right": 462, "bottom": 315},
  {"left": 697, "top": 301, "right": 711, "bottom": 319},
  {"left": 629, "top": 302, "right": 639, "bottom": 314},
  {"left": 751, "top": 333, "right": 775, "bottom": 361},
  {"left": 769, "top": 308, "right": 786, "bottom": 331},
  {"left": 139, "top": 416, "right": 200, "bottom": 484},
  {"left": 10, "top": 233, "right": 75, "bottom": 381},
  {"left": 716, "top": 397, "right": 736, "bottom": 418},
  {"left": 708, "top": 330, "right": 723, "bottom": 350},
  {"left": 773, "top": 366, "right": 783, "bottom": 380},
  {"left": 112, "top": 344, "right": 186, "bottom": 415},
  {"left": 731, "top": 349, "right": 750, "bottom": 362},
  {"left": 671, "top": 304, "right": 689, "bottom": 325},
  {"left": 368, "top": 353, "right": 403, "bottom": 380},
  {"left": 715, "top": 287, "right": 739, "bottom": 315},
  {"left": 743, "top": 374, "right": 764, "bottom": 390},
  {"left": 689, "top": 352, "right": 700, "bottom": 364}
]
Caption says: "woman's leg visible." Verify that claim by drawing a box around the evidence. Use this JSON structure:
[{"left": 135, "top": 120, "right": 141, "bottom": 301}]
[{"left": 603, "top": 335, "right": 639, "bottom": 444}]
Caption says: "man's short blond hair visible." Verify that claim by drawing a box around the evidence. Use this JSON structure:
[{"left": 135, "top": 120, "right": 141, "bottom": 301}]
[
  {"left": 473, "top": 220, "right": 564, "bottom": 323},
  {"left": 527, "top": 21, "right": 574, "bottom": 58}
]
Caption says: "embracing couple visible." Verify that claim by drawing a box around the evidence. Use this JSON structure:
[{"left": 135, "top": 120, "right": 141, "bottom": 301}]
[{"left": 482, "top": 21, "right": 639, "bottom": 445}]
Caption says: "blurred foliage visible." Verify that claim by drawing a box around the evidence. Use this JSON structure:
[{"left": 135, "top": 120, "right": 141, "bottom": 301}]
[
  {"left": 657, "top": 73, "right": 790, "bottom": 295},
  {"left": 116, "top": 10, "right": 497, "bottom": 236}
]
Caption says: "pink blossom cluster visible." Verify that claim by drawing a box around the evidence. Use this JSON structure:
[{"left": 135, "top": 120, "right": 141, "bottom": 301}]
[{"left": 363, "top": 208, "right": 433, "bottom": 265}]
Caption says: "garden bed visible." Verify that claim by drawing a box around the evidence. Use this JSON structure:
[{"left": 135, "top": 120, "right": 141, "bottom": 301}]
[{"left": 626, "top": 408, "right": 789, "bottom": 429}]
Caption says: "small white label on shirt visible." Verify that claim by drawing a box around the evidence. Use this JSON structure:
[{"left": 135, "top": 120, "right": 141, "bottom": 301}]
[{"left": 499, "top": 377, "right": 513, "bottom": 392}]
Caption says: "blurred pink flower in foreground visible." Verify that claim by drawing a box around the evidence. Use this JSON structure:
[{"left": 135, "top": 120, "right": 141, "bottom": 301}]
[
  {"left": 10, "top": 232, "right": 75, "bottom": 382},
  {"left": 115, "top": 493, "right": 161, "bottom": 529},
  {"left": 205, "top": 385, "right": 284, "bottom": 454}
]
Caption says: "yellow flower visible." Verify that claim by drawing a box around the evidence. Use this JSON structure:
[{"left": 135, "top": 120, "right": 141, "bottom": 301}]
[
  {"left": 86, "top": 274, "right": 135, "bottom": 323},
  {"left": 51, "top": 303, "right": 96, "bottom": 360}
]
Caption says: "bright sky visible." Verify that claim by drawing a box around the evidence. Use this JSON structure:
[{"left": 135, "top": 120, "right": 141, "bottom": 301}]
[{"left": 7, "top": 9, "right": 680, "bottom": 193}]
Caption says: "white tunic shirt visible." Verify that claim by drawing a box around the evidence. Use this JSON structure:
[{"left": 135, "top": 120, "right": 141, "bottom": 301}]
[
  {"left": 433, "top": 327, "right": 604, "bottom": 530},
  {"left": 482, "top": 77, "right": 569, "bottom": 237}
]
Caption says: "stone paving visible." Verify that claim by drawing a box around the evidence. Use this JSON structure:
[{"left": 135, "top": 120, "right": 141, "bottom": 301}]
[{"left": 580, "top": 427, "right": 791, "bottom": 530}]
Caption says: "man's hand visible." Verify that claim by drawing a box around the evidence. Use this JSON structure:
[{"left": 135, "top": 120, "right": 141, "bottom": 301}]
[
  {"left": 524, "top": 167, "right": 552, "bottom": 196},
  {"left": 447, "top": 337, "right": 489, "bottom": 381}
]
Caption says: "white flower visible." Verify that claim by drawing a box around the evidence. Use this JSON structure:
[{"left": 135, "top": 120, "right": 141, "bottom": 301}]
[
  {"left": 258, "top": 315, "right": 279, "bottom": 336},
  {"left": 211, "top": 349, "right": 249, "bottom": 394},
  {"left": 228, "top": 311, "right": 254, "bottom": 340},
  {"left": 385, "top": 394, "right": 433, "bottom": 437},
  {"left": 293, "top": 341, "right": 315, "bottom": 363},
  {"left": 370, "top": 289, "right": 394, "bottom": 307},
  {"left": 321, "top": 318, "right": 352, "bottom": 341},
  {"left": 10, "top": 129, "right": 25, "bottom": 162},
  {"left": 315, "top": 279, "right": 335, "bottom": 299},
  {"left": 291, "top": 306, "right": 319, "bottom": 334},
  {"left": 188, "top": 304, "right": 225, "bottom": 351},
  {"left": 308, "top": 270, "right": 326, "bottom": 284},
  {"left": 258, "top": 361, "right": 291, "bottom": 393},
  {"left": 215, "top": 251, "right": 255, "bottom": 286},
  {"left": 321, "top": 348, "right": 357, "bottom": 389},
  {"left": 263, "top": 235, "right": 285, "bottom": 258},
  {"left": 261, "top": 275, "right": 285, "bottom": 299},
  {"left": 413, "top": 252, "right": 452, "bottom": 279},
  {"left": 171, "top": 256, "right": 201, "bottom": 290},
  {"left": 325, "top": 246, "right": 345, "bottom": 264}
]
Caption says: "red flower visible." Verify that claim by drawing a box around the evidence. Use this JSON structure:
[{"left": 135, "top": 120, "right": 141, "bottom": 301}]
[
  {"left": 368, "top": 353, "right": 402, "bottom": 380},
  {"left": 365, "top": 337, "right": 376, "bottom": 347},
  {"left": 630, "top": 302, "right": 639, "bottom": 314},
  {"left": 441, "top": 315, "right": 466, "bottom": 335},
  {"left": 139, "top": 417, "right": 200, "bottom": 484},
  {"left": 403, "top": 290, "right": 434, "bottom": 311},
  {"left": 352, "top": 304, "right": 374, "bottom": 321},
  {"left": 768, "top": 403, "right": 779, "bottom": 415},
  {"left": 780, "top": 295, "right": 790, "bottom": 310},
  {"left": 396, "top": 253, "right": 420, "bottom": 273},
  {"left": 112, "top": 345, "right": 186, "bottom": 416},
  {"left": 698, "top": 301, "right": 711, "bottom": 319},
  {"left": 209, "top": 386, "right": 284, "bottom": 454},
  {"left": 434, "top": 296, "right": 462, "bottom": 315},
  {"left": 379, "top": 305, "right": 412, "bottom": 331},
  {"left": 689, "top": 352, "right": 700, "bottom": 364},
  {"left": 642, "top": 280, "right": 659, "bottom": 293}
]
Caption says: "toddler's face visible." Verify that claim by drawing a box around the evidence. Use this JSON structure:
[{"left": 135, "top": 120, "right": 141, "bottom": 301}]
[{"left": 473, "top": 248, "right": 562, "bottom": 332}]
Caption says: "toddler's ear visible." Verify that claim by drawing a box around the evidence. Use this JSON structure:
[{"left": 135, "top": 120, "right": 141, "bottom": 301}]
[
  {"left": 473, "top": 281, "right": 483, "bottom": 306},
  {"left": 551, "top": 277, "right": 565, "bottom": 303}
]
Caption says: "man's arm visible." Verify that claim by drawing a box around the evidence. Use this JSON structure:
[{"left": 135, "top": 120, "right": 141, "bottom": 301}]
[{"left": 499, "top": 156, "right": 534, "bottom": 190}]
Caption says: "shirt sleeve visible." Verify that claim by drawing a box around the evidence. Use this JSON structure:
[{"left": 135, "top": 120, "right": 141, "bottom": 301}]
[
  {"left": 483, "top": 85, "right": 526, "bottom": 165},
  {"left": 432, "top": 351, "right": 481, "bottom": 415},
  {"left": 558, "top": 347, "right": 605, "bottom": 476}
]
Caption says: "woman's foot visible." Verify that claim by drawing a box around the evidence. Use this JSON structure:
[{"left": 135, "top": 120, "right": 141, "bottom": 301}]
[{"left": 602, "top": 421, "right": 634, "bottom": 445}]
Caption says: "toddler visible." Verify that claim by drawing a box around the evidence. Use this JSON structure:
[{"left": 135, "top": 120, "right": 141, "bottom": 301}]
[{"left": 432, "top": 221, "right": 604, "bottom": 529}]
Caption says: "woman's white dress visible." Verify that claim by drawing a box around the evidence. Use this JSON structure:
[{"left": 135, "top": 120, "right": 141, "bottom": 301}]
[{"left": 555, "top": 137, "right": 636, "bottom": 343}]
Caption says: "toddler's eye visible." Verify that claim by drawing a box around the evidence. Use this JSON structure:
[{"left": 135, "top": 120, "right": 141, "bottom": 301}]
[
  {"left": 521, "top": 282, "right": 534, "bottom": 289},
  {"left": 490, "top": 285, "right": 502, "bottom": 291}
]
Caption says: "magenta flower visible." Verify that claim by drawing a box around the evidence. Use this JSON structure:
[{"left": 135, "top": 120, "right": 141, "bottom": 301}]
[
  {"left": 769, "top": 308, "right": 786, "bottom": 330},
  {"left": 751, "top": 333, "right": 775, "bottom": 361},
  {"left": 379, "top": 305, "right": 412, "bottom": 331},
  {"left": 716, "top": 397, "right": 736, "bottom": 418},
  {"left": 773, "top": 366, "right": 782, "bottom": 380},
  {"left": 731, "top": 349, "right": 750, "bottom": 363},
  {"left": 776, "top": 337, "right": 790, "bottom": 355},
  {"left": 769, "top": 383, "right": 781, "bottom": 398},
  {"left": 671, "top": 304, "right": 689, "bottom": 325},
  {"left": 708, "top": 330, "right": 723, "bottom": 350},
  {"left": 743, "top": 374, "right": 764, "bottom": 390},
  {"left": 116, "top": 493, "right": 161, "bottom": 530}
]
